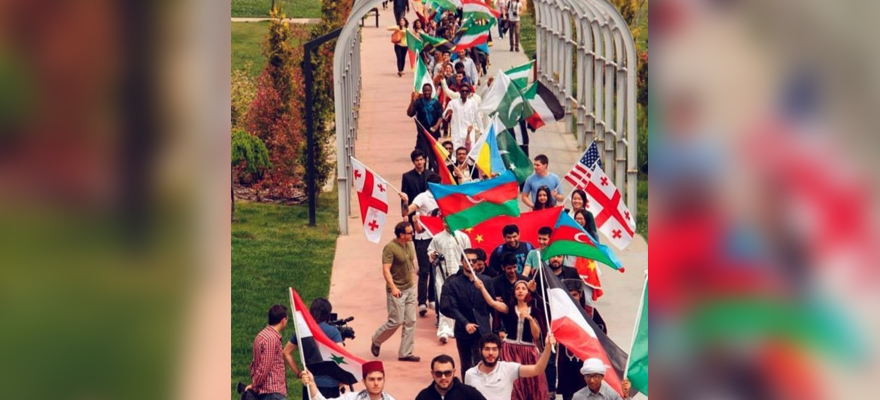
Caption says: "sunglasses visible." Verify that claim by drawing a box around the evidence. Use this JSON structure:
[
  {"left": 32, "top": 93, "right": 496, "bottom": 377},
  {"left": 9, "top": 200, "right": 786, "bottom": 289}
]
[{"left": 432, "top": 370, "right": 454, "bottom": 378}]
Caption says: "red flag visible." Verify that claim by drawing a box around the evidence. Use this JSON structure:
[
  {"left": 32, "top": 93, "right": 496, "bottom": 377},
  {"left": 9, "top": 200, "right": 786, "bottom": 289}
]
[
  {"left": 421, "top": 207, "right": 562, "bottom": 254},
  {"left": 350, "top": 157, "right": 389, "bottom": 243}
]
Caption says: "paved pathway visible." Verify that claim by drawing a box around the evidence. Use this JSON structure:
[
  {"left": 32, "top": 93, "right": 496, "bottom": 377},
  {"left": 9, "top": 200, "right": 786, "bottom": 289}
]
[
  {"left": 231, "top": 17, "right": 320, "bottom": 23},
  {"left": 327, "top": 7, "right": 647, "bottom": 400}
]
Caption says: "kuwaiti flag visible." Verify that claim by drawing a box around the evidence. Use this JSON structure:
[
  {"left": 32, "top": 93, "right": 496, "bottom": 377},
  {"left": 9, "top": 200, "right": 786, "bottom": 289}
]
[
  {"left": 584, "top": 163, "right": 636, "bottom": 250},
  {"left": 428, "top": 170, "right": 520, "bottom": 232},
  {"left": 413, "top": 55, "right": 436, "bottom": 98},
  {"left": 503, "top": 60, "right": 534, "bottom": 89},
  {"left": 350, "top": 156, "right": 390, "bottom": 243},
  {"left": 453, "top": 19, "right": 492, "bottom": 52},
  {"left": 541, "top": 209, "right": 623, "bottom": 270},
  {"left": 461, "top": 0, "right": 501, "bottom": 20},
  {"left": 289, "top": 288, "right": 366, "bottom": 385},
  {"left": 541, "top": 266, "right": 634, "bottom": 398},
  {"left": 524, "top": 81, "right": 565, "bottom": 130}
]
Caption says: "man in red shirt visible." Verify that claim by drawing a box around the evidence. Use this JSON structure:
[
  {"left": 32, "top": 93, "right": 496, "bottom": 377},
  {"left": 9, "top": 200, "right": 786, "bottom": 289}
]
[{"left": 246, "top": 305, "right": 289, "bottom": 399}]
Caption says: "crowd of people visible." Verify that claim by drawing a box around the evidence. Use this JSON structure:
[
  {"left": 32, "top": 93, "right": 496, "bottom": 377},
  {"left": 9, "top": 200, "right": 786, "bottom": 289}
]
[{"left": 244, "top": 1, "right": 634, "bottom": 399}]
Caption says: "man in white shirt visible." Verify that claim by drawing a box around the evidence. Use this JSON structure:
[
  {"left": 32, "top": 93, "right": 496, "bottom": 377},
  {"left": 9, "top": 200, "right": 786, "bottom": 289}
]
[
  {"left": 464, "top": 332, "right": 555, "bottom": 400},
  {"left": 400, "top": 173, "right": 441, "bottom": 317},
  {"left": 506, "top": 0, "right": 523, "bottom": 52},
  {"left": 443, "top": 84, "right": 482, "bottom": 151},
  {"left": 427, "top": 220, "right": 472, "bottom": 343},
  {"left": 301, "top": 361, "right": 398, "bottom": 400}
]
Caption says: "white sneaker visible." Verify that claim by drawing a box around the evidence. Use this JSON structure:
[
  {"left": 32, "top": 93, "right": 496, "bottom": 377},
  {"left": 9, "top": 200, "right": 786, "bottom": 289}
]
[
  {"left": 439, "top": 335, "right": 448, "bottom": 344},
  {"left": 428, "top": 301, "right": 436, "bottom": 310},
  {"left": 419, "top": 304, "right": 428, "bottom": 316}
]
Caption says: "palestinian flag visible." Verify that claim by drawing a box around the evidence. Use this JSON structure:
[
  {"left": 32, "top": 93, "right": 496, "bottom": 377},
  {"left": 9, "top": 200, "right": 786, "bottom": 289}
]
[
  {"left": 453, "top": 20, "right": 492, "bottom": 52},
  {"left": 420, "top": 207, "right": 561, "bottom": 254},
  {"left": 625, "top": 274, "right": 648, "bottom": 396},
  {"left": 461, "top": 0, "right": 501, "bottom": 21},
  {"left": 496, "top": 128, "right": 533, "bottom": 184},
  {"left": 413, "top": 55, "right": 436, "bottom": 98},
  {"left": 504, "top": 60, "right": 535, "bottom": 89},
  {"left": 420, "top": 32, "right": 455, "bottom": 53},
  {"left": 542, "top": 211, "right": 623, "bottom": 270},
  {"left": 541, "top": 266, "right": 634, "bottom": 398},
  {"left": 289, "top": 288, "right": 366, "bottom": 385},
  {"left": 406, "top": 31, "right": 424, "bottom": 69},
  {"left": 428, "top": 170, "right": 520, "bottom": 231},
  {"left": 418, "top": 122, "right": 456, "bottom": 185},
  {"left": 524, "top": 81, "right": 565, "bottom": 130}
]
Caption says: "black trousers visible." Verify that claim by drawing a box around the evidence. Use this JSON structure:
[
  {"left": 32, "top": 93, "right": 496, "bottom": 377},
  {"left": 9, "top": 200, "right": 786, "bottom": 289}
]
[
  {"left": 394, "top": 44, "right": 407, "bottom": 73},
  {"left": 414, "top": 238, "right": 434, "bottom": 305},
  {"left": 302, "top": 385, "right": 340, "bottom": 400},
  {"left": 394, "top": 7, "right": 406, "bottom": 24},
  {"left": 545, "top": 349, "right": 558, "bottom": 392},
  {"left": 455, "top": 330, "right": 481, "bottom": 381}
]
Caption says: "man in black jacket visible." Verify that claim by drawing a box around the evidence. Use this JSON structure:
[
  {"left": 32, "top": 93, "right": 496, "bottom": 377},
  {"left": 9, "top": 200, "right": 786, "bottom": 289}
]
[
  {"left": 439, "top": 249, "right": 496, "bottom": 380},
  {"left": 392, "top": 0, "right": 409, "bottom": 24},
  {"left": 415, "top": 354, "right": 487, "bottom": 400}
]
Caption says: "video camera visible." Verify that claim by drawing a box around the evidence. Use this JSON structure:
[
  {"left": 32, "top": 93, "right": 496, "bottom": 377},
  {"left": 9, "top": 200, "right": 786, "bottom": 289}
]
[{"left": 328, "top": 313, "right": 356, "bottom": 341}]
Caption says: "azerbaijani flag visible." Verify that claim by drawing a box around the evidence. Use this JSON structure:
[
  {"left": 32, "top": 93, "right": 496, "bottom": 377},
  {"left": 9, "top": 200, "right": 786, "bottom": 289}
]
[
  {"left": 504, "top": 60, "right": 535, "bottom": 89},
  {"left": 461, "top": 0, "right": 501, "bottom": 20},
  {"left": 420, "top": 207, "right": 561, "bottom": 253},
  {"left": 473, "top": 119, "right": 506, "bottom": 178},
  {"left": 418, "top": 122, "right": 457, "bottom": 185},
  {"left": 428, "top": 170, "right": 520, "bottom": 231},
  {"left": 453, "top": 19, "right": 492, "bottom": 52},
  {"left": 289, "top": 288, "right": 366, "bottom": 385},
  {"left": 542, "top": 211, "right": 623, "bottom": 270},
  {"left": 413, "top": 55, "right": 436, "bottom": 98}
]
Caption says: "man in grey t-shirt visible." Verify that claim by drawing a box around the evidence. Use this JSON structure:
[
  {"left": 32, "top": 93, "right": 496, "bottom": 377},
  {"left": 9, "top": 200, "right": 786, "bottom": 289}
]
[{"left": 464, "top": 333, "right": 554, "bottom": 400}]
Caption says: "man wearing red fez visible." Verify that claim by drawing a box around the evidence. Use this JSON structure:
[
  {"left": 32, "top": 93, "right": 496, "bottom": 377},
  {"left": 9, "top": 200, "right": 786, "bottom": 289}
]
[{"left": 301, "top": 361, "right": 397, "bottom": 400}]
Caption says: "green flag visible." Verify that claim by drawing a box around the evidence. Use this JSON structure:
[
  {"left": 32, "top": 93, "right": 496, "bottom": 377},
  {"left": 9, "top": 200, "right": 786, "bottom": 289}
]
[
  {"left": 413, "top": 55, "right": 436, "bottom": 98},
  {"left": 503, "top": 60, "right": 534, "bottom": 89},
  {"left": 495, "top": 74, "right": 533, "bottom": 129},
  {"left": 420, "top": 32, "right": 455, "bottom": 52},
  {"left": 406, "top": 30, "right": 423, "bottom": 54},
  {"left": 496, "top": 128, "right": 533, "bottom": 184},
  {"left": 626, "top": 276, "right": 648, "bottom": 396}
]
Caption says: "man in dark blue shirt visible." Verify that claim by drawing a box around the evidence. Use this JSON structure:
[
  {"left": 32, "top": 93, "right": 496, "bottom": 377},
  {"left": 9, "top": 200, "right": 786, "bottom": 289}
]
[
  {"left": 487, "top": 224, "right": 535, "bottom": 278},
  {"left": 407, "top": 83, "right": 443, "bottom": 172}
]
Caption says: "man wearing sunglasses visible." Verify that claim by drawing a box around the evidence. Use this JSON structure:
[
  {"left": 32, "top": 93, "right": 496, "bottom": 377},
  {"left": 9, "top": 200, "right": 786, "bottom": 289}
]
[{"left": 415, "top": 354, "right": 487, "bottom": 400}]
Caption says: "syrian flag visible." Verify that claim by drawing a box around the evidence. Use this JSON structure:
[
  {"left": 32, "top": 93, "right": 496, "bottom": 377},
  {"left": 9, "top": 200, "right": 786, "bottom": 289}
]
[
  {"left": 584, "top": 164, "right": 636, "bottom": 250},
  {"left": 524, "top": 81, "right": 564, "bottom": 130},
  {"left": 453, "top": 20, "right": 492, "bottom": 52},
  {"left": 289, "top": 288, "right": 366, "bottom": 385},
  {"left": 461, "top": 0, "right": 501, "bottom": 20},
  {"left": 541, "top": 265, "right": 634, "bottom": 398},
  {"left": 350, "top": 156, "right": 390, "bottom": 243}
]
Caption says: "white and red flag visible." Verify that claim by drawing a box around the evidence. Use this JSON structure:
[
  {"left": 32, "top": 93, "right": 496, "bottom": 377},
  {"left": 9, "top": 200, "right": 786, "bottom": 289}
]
[
  {"left": 350, "top": 156, "right": 389, "bottom": 243},
  {"left": 584, "top": 163, "right": 636, "bottom": 250}
]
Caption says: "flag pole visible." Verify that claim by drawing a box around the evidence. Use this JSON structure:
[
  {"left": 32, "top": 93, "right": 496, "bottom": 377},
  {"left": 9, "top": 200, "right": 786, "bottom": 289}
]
[
  {"left": 536, "top": 250, "right": 554, "bottom": 350},
  {"left": 623, "top": 271, "right": 648, "bottom": 379},
  {"left": 349, "top": 156, "right": 402, "bottom": 194},
  {"left": 288, "top": 288, "right": 313, "bottom": 400}
]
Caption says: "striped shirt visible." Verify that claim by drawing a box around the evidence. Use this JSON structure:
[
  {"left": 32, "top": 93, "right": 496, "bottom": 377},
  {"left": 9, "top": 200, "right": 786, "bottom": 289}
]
[{"left": 250, "top": 326, "right": 287, "bottom": 395}]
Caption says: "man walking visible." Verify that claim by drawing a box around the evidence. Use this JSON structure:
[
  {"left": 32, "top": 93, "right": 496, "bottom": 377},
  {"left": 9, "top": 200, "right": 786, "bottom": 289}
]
[
  {"left": 427, "top": 220, "right": 471, "bottom": 343},
  {"left": 401, "top": 150, "right": 429, "bottom": 220},
  {"left": 246, "top": 305, "right": 289, "bottom": 400},
  {"left": 371, "top": 221, "right": 421, "bottom": 362},
  {"left": 392, "top": 0, "right": 409, "bottom": 25},
  {"left": 415, "top": 354, "right": 488, "bottom": 400},
  {"left": 443, "top": 84, "right": 481, "bottom": 151},
  {"left": 440, "top": 249, "right": 497, "bottom": 379},
  {"left": 464, "top": 333, "right": 555, "bottom": 400},
  {"left": 522, "top": 154, "right": 565, "bottom": 208},
  {"left": 506, "top": 0, "right": 523, "bottom": 52},
  {"left": 407, "top": 83, "right": 444, "bottom": 171}
]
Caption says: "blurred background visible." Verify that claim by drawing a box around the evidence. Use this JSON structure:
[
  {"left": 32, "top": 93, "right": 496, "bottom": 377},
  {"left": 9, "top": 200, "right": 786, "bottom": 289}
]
[
  {"left": 0, "top": 0, "right": 229, "bottom": 399},
  {"left": 0, "top": 0, "right": 878, "bottom": 398},
  {"left": 651, "top": 0, "right": 880, "bottom": 398}
]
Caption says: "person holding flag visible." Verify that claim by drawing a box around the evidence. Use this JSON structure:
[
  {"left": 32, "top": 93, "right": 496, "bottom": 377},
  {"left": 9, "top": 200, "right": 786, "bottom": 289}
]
[
  {"left": 443, "top": 83, "right": 481, "bottom": 151},
  {"left": 427, "top": 219, "right": 472, "bottom": 343},
  {"left": 283, "top": 298, "right": 345, "bottom": 399},
  {"left": 572, "top": 359, "right": 623, "bottom": 400},
  {"left": 407, "top": 83, "right": 444, "bottom": 171},
  {"left": 300, "top": 361, "right": 398, "bottom": 400}
]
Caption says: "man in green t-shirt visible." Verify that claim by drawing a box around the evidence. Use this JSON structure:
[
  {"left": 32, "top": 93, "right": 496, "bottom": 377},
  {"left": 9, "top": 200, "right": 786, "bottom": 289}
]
[
  {"left": 371, "top": 221, "right": 421, "bottom": 362},
  {"left": 523, "top": 226, "right": 553, "bottom": 278}
]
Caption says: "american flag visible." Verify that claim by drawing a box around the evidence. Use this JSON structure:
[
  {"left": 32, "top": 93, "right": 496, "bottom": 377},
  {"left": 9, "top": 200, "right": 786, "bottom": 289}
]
[{"left": 564, "top": 141, "right": 603, "bottom": 189}]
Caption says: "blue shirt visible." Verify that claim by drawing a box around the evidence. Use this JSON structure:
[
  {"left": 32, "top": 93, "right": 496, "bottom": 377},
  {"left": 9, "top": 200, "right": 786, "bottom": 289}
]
[
  {"left": 522, "top": 173, "right": 563, "bottom": 203},
  {"left": 290, "top": 322, "right": 343, "bottom": 387}
]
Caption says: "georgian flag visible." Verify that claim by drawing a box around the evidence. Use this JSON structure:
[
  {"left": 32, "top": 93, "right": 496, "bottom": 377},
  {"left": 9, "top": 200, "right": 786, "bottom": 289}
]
[
  {"left": 584, "top": 164, "right": 636, "bottom": 250},
  {"left": 289, "top": 288, "right": 366, "bottom": 385},
  {"left": 351, "top": 157, "right": 389, "bottom": 243}
]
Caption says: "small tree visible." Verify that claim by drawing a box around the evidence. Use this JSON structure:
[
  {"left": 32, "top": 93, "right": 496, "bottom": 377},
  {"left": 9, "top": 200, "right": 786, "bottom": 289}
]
[{"left": 232, "top": 129, "right": 271, "bottom": 220}]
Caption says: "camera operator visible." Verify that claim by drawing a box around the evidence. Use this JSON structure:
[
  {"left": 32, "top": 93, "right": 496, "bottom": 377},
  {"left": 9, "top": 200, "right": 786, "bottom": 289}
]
[
  {"left": 427, "top": 219, "right": 471, "bottom": 344},
  {"left": 284, "top": 298, "right": 347, "bottom": 398}
]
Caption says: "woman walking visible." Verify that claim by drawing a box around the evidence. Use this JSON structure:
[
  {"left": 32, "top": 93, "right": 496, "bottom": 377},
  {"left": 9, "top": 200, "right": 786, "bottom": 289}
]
[{"left": 388, "top": 17, "right": 409, "bottom": 76}]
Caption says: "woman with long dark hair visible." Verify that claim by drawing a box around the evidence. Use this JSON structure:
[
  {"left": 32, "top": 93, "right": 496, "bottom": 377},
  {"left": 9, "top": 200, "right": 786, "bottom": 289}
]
[
  {"left": 568, "top": 189, "right": 598, "bottom": 241},
  {"left": 388, "top": 17, "right": 409, "bottom": 76},
  {"left": 499, "top": 281, "right": 550, "bottom": 400},
  {"left": 532, "top": 185, "right": 556, "bottom": 210}
]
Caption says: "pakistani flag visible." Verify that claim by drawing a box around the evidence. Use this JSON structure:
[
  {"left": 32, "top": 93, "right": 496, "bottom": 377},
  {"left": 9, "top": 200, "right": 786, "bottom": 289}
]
[
  {"left": 494, "top": 74, "right": 533, "bottom": 129},
  {"left": 289, "top": 288, "right": 366, "bottom": 385},
  {"left": 625, "top": 275, "right": 648, "bottom": 396},
  {"left": 413, "top": 55, "right": 436, "bottom": 98},
  {"left": 497, "top": 128, "right": 533, "bottom": 184},
  {"left": 504, "top": 60, "right": 534, "bottom": 89}
]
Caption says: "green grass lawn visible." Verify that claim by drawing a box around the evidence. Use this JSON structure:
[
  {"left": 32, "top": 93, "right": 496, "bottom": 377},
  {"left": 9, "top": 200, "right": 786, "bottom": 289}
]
[
  {"left": 520, "top": 13, "right": 537, "bottom": 60},
  {"left": 231, "top": 191, "right": 339, "bottom": 399},
  {"left": 232, "top": 0, "right": 322, "bottom": 18},
  {"left": 232, "top": 22, "right": 306, "bottom": 77}
]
